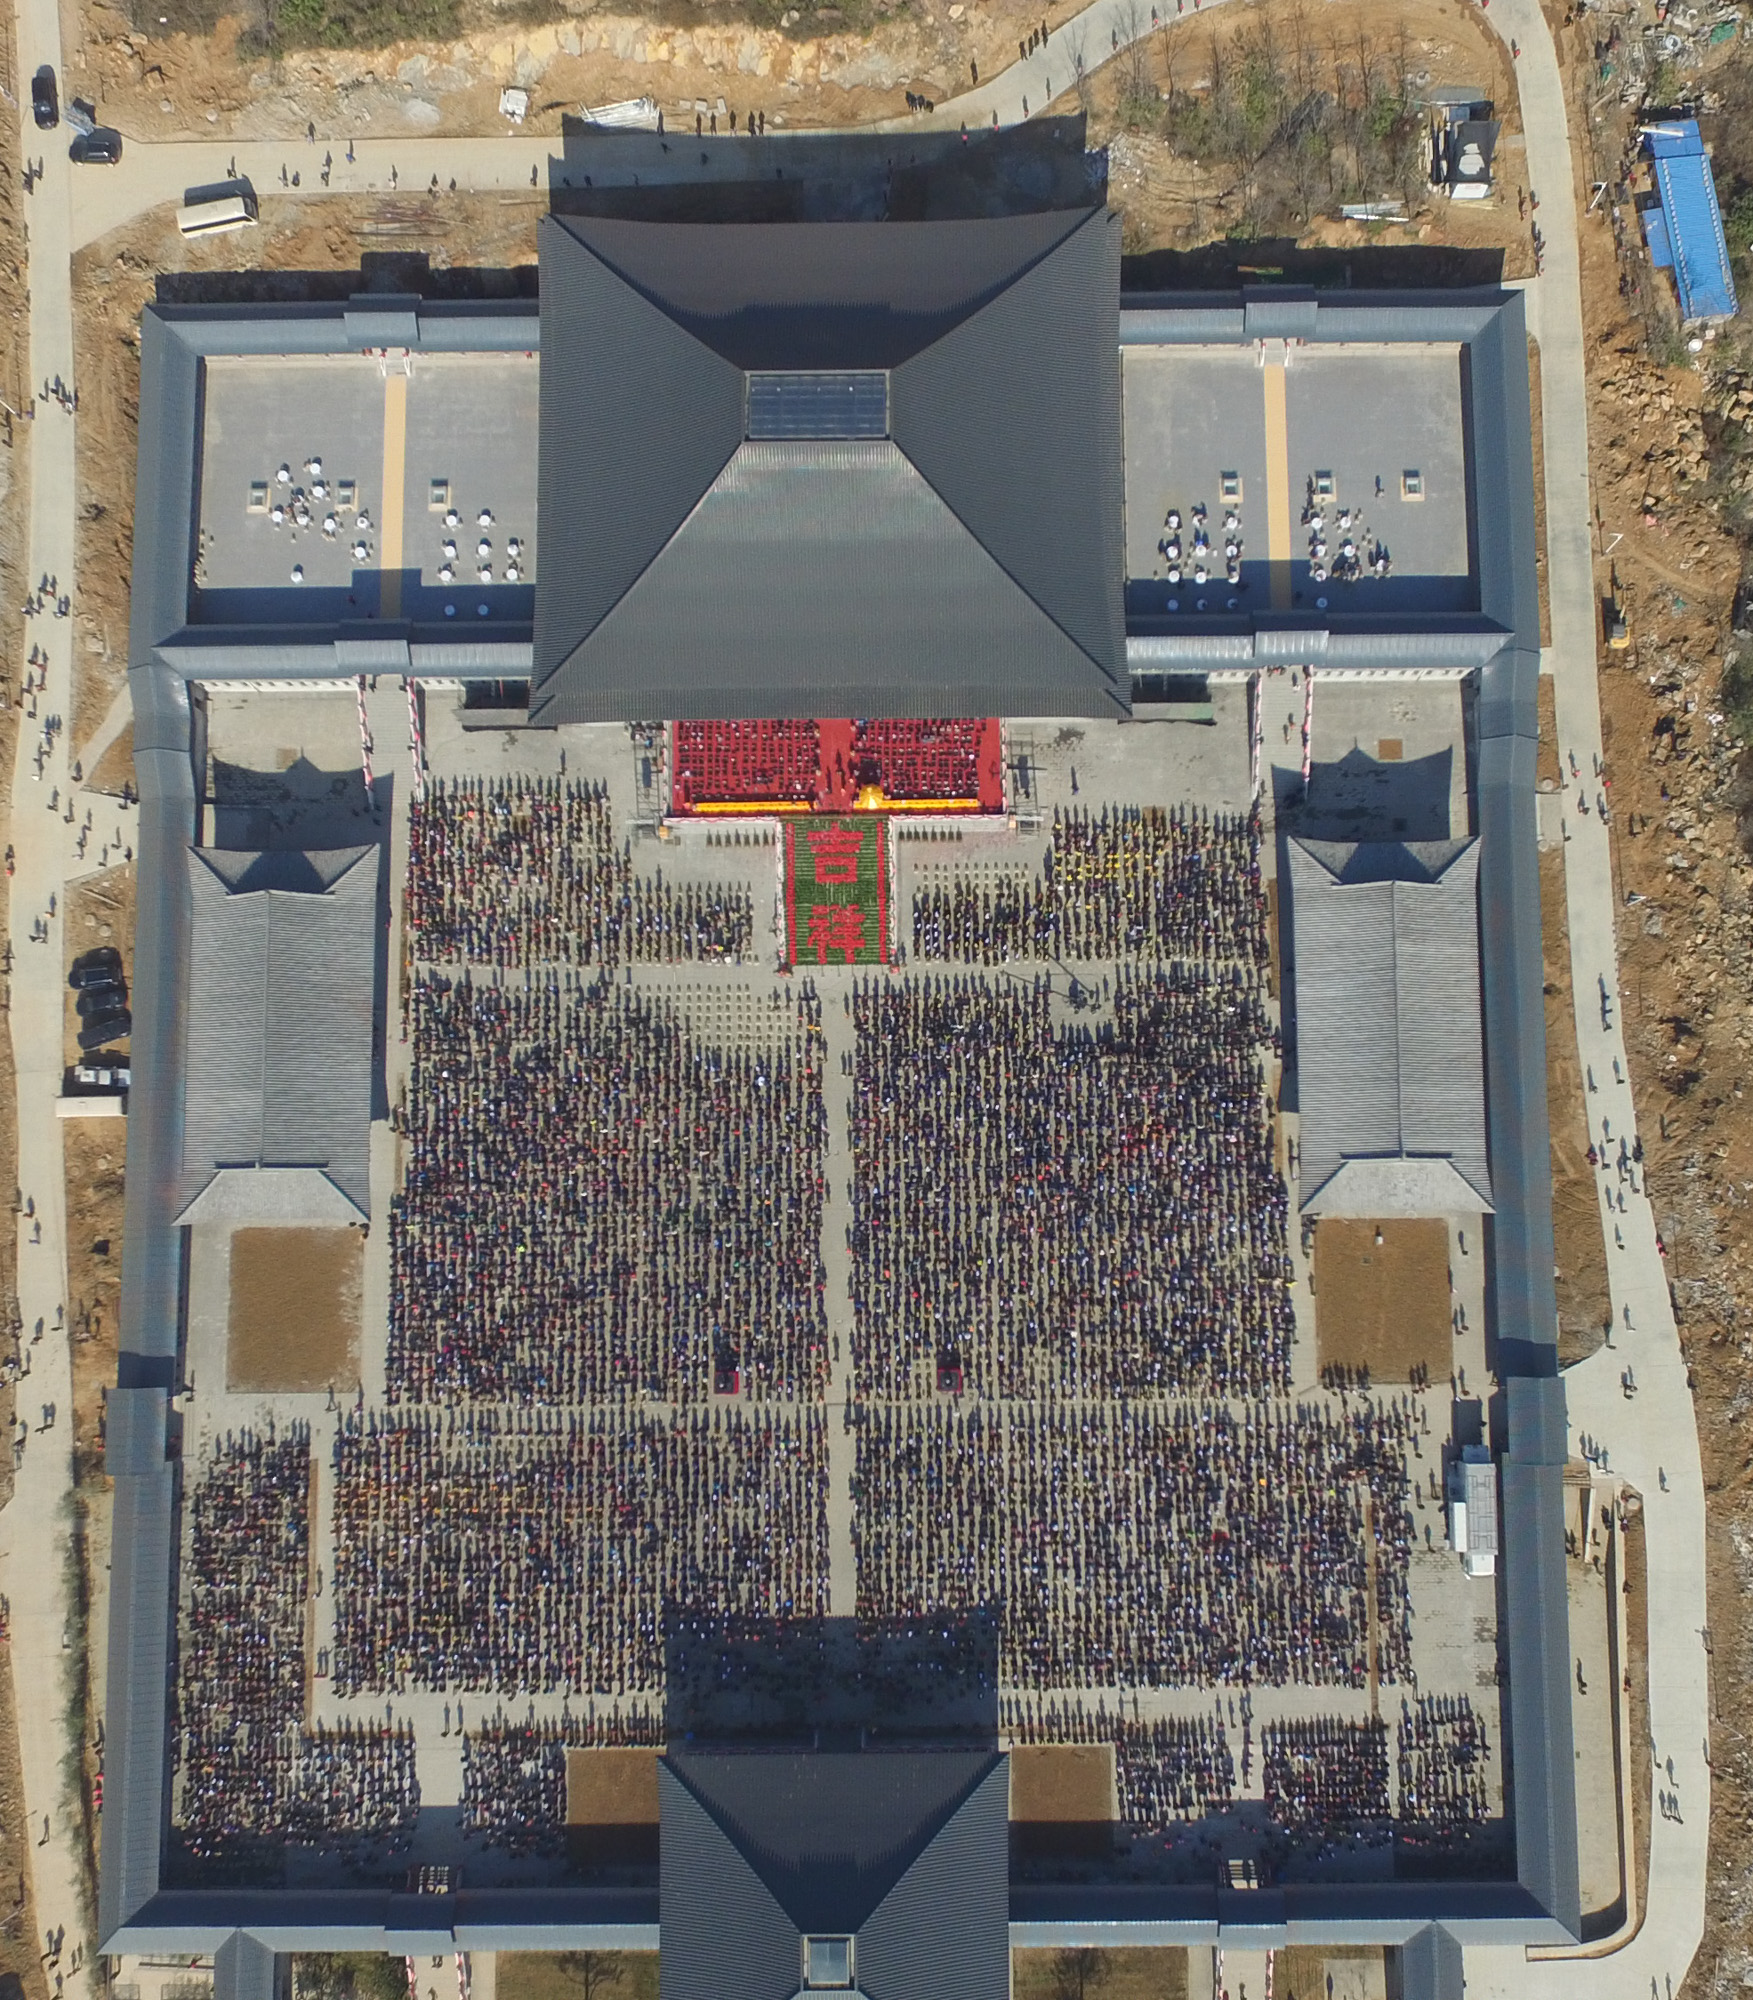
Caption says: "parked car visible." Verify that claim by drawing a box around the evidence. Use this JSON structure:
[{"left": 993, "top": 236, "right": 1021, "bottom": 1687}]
[
  {"left": 70, "top": 948, "right": 123, "bottom": 990},
  {"left": 78, "top": 1012, "right": 130, "bottom": 1052},
  {"left": 76, "top": 982, "right": 124, "bottom": 1018},
  {"left": 70, "top": 127, "right": 122, "bottom": 165},
  {"left": 31, "top": 66, "right": 57, "bottom": 130}
]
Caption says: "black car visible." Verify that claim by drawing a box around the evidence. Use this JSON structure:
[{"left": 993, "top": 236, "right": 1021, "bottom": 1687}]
[
  {"left": 70, "top": 128, "right": 122, "bottom": 165},
  {"left": 31, "top": 66, "right": 56, "bottom": 131},
  {"left": 70, "top": 948, "right": 123, "bottom": 990},
  {"left": 78, "top": 1011, "right": 130, "bottom": 1052},
  {"left": 76, "top": 981, "right": 124, "bottom": 1018}
]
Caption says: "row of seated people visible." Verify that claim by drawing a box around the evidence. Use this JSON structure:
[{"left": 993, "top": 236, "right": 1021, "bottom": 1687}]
[{"left": 672, "top": 718, "right": 999, "bottom": 811}]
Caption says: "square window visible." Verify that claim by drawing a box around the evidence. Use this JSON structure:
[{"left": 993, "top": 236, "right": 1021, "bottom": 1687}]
[
  {"left": 247, "top": 481, "right": 269, "bottom": 513},
  {"left": 1402, "top": 469, "right": 1424, "bottom": 500},
  {"left": 804, "top": 1938, "right": 853, "bottom": 1989},
  {"left": 1313, "top": 470, "right": 1335, "bottom": 498},
  {"left": 1220, "top": 471, "right": 1242, "bottom": 501},
  {"left": 429, "top": 477, "right": 451, "bottom": 511}
]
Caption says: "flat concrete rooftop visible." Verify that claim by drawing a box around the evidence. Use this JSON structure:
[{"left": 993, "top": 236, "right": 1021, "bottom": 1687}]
[
  {"left": 193, "top": 352, "right": 539, "bottom": 627},
  {"left": 1122, "top": 343, "right": 1475, "bottom": 622},
  {"left": 186, "top": 337, "right": 1478, "bottom": 644}
]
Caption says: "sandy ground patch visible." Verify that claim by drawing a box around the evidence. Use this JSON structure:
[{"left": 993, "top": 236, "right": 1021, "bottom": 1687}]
[
  {"left": 1013, "top": 1948, "right": 1189, "bottom": 2000},
  {"left": 85, "top": 726, "right": 134, "bottom": 800},
  {"left": 564, "top": 1747, "right": 661, "bottom": 1865},
  {"left": 564, "top": 1747, "right": 661, "bottom": 1827},
  {"left": 1274, "top": 1946, "right": 1386, "bottom": 2000},
  {"left": 1009, "top": 1742, "right": 1115, "bottom": 1822},
  {"left": 62, "top": 1123, "right": 123, "bottom": 1481},
  {"left": 498, "top": 1952, "right": 659, "bottom": 2000},
  {"left": 227, "top": 1226, "right": 363, "bottom": 1392},
  {"left": 1311, "top": 1218, "right": 1450, "bottom": 1383}
]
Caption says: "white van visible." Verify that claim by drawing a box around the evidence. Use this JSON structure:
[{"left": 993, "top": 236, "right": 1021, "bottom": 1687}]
[{"left": 176, "top": 185, "right": 259, "bottom": 237}]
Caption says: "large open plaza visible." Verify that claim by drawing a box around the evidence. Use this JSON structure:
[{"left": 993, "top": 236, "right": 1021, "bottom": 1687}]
[{"left": 164, "top": 675, "right": 1505, "bottom": 1896}]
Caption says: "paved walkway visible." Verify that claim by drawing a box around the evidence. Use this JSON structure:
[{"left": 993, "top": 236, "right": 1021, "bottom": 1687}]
[
  {"left": 1460, "top": 0, "right": 1710, "bottom": 1993},
  {"left": 60, "top": 0, "right": 1254, "bottom": 253},
  {"left": 0, "top": 0, "right": 101, "bottom": 1976}
]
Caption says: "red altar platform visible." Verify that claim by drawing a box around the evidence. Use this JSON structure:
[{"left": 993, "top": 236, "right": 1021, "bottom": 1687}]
[{"left": 670, "top": 718, "right": 1002, "bottom": 815}]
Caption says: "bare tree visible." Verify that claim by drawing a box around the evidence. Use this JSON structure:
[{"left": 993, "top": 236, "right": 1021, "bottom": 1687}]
[
  {"left": 1111, "top": 0, "right": 1153, "bottom": 124},
  {"left": 1050, "top": 1950, "right": 1113, "bottom": 2000},
  {"left": 556, "top": 1955, "right": 627, "bottom": 2000}
]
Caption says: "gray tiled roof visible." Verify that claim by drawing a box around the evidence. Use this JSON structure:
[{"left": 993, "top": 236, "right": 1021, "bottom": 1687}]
[
  {"left": 176, "top": 845, "right": 376, "bottom": 1222},
  {"left": 555, "top": 440, "right": 1116, "bottom": 719},
  {"left": 1289, "top": 839, "right": 1492, "bottom": 1216},
  {"left": 659, "top": 1752, "right": 1009, "bottom": 2000},
  {"left": 531, "top": 211, "right": 1125, "bottom": 723}
]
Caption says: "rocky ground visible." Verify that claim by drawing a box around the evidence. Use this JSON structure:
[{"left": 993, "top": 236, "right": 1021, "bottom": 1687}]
[
  {"left": 58, "top": 0, "right": 1076, "bottom": 142},
  {"left": 1089, "top": 0, "right": 1531, "bottom": 266}
]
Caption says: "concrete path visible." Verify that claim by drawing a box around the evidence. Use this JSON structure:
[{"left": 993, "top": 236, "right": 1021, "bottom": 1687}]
[
  {"left": 1459, "top": 0, "right": 1710, "bottom": 1993},
  {"left": 0, "top": 0, "right": 102, "bottom": 1978},
  {"left": 924, "top": 0, "right": 1180, "bottom": 129},
  {"left": 60, "top": 0, "right": 1246, "bottom": 252}
]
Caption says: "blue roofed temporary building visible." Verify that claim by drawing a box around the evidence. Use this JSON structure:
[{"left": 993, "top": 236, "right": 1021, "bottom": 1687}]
[
  {"left": 1640, "top": 202, "right": 1675, "bottom": 270},
  {"left": 1642, "top": 120, "right": 1739, "bottom": 324}
]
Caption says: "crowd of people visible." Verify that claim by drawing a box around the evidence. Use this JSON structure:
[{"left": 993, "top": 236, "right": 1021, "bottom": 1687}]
[
  {"left": 174, "top": 1430, "right": 420, "bottom": 1870},
  {"left": 852, "top": 1400, "right": 1416, "bottom": 1688},
  {"left": 1116, "top": 1716, "right": 1238, "bottom": 1825},
  {"left": 389, "top": 974, "right": 828, "bottom": 1404},
  {"left": 461, "top": 1718, "right": 568, "bottom": 1854},
  {"left": 849, "top": 971, "right": 1294, "bottom": 1400},
  {"left": 1396, "top": 1694, "right": 1492, "bottom": 1828},
  {"left": 1261, "top": 1717, "right": 1392, "bottom": 1833},
  {"left": 284, "top": 1723, "right": 421, "bottom": 1846},
  {"left": 910, "top": 805, "right": 1268, "bottom": 966},
  {"left": 173, "top": 1427, "right": 311, "bottom": 1858},
  {"left": 459, "top": 1706, "right": 663, "bottom": 1856},
  {"left": 405, "top": 776, "right": 752, "bottom": 969},
  {"left": 169, "top": 753, "right": 1494, "bottom": 1872},
  {"left": 330, "top": 1408, "right": 829, "bottom": 1696},
  {"left": 1003, "top": 1699, "right": 1238, "bottom": 1826}
]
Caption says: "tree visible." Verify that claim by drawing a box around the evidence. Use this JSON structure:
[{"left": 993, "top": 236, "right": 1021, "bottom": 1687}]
[
  {"left": 293, "top": 1955, "right": 410, "bottom": 2000},
  {"left": 555, "top": 1953, "right": 627, "bottom": 2000},
  {"left": 1050, "top": 1949, "right": 1113, "bottom": 2000}
]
